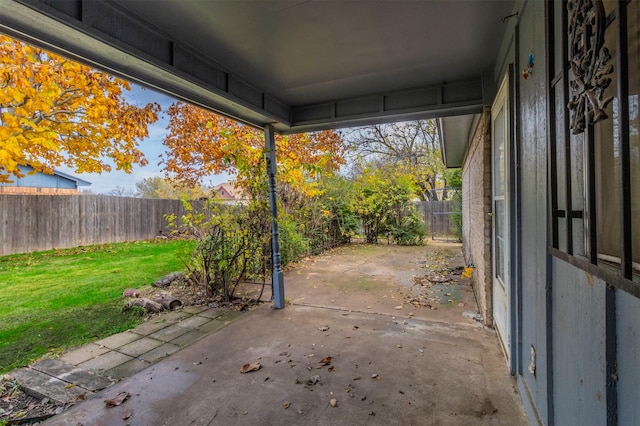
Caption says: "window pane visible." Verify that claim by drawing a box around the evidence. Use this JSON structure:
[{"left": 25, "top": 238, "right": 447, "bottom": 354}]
[
  {"left": 595, "top": 19, "right": 620, "bottom": 261},
  {"left": 495, "top": 199, "right": 505, "bottom": 285},
  {"left": 493, "top": 107, "right": 505, "bottom": 197},
  {"left": 555, "top": 86, "right": 567, "bottom": 251}
]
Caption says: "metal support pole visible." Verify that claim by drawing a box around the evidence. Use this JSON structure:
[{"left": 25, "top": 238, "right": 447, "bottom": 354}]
[{"left": 265, "top": 124, "right": 285, "bottom": 309}]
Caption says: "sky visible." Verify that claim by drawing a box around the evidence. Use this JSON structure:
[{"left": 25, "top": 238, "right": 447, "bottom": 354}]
[{"left": 58, "top": 85, "right": 231, "bottom": 195}]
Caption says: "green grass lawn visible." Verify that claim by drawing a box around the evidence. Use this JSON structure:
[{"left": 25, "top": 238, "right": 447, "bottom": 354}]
[{"left": 0, "top": 239, "right": 195, "bottom": 374}]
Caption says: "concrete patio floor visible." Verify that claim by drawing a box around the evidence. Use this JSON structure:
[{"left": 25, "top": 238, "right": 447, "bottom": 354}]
[{"left": 43, "top": 242, "right": 528, "bottom": 425}]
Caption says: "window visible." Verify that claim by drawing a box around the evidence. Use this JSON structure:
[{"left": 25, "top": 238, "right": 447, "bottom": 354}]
[{"left": 547, "top": 0, "right": 639, "bottom": 292}]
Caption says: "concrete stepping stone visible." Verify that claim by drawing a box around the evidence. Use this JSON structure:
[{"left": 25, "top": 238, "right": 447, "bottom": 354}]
[
  {"left": 216, "top": 310, "right": 246, "bottom": 322},
  {"left": 94, "top": 331, "right": 141, "bottom": 350},
  {"left": 31, "top": 358, "right": 114, "bottom": 392},
  {"left": 5, "top": 367, "right": 94, "bottom": 405},
  {"left": 175, "top": 315, "right": 212, "bottom": 329},
  {"left": 58, "top": 344, "right": 111, "bottom": 365},
  {"left": 197, "top": 307, "right": 225, "bottom": 319},
  {"left": 117, "top": 337, "right": 165, "bottom": 357},
  {"left": 78, "top": 351, "right": 133, "bottom": 373}
]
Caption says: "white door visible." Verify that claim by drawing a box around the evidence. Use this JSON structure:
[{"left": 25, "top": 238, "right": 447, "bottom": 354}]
[{"left": 492, "top": 74, "right": 510, "bottom": 362}]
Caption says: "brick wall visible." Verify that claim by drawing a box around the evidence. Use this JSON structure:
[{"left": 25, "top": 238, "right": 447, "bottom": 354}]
[
  {"left": 462, "top": 106, "right": 493, "bottom": 326},
  {"left": 0, "top": 186, "right": 78, "bottom": 195}
]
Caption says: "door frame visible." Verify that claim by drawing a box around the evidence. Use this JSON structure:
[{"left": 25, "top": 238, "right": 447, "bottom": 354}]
[{"left": 491, "top": 72, "right": 512, "bottom": 365}]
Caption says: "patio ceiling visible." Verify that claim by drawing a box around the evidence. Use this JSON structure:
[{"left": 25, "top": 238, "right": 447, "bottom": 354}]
[{"left": 0, "top": 0, "right": 514, "bottom": 164}]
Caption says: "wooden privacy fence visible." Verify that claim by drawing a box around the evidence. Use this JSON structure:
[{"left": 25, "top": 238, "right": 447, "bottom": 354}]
[
  {"left": 0, "top": 194, "right": 191, "bottom": 256},
  {"left": 417, "top": 188, "right": 462, "bottom": 241}
]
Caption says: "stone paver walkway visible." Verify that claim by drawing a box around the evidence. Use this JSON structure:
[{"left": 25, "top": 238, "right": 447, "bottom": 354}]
[{"left": 5, "top": 306, "right": 246, "bottom": 405}]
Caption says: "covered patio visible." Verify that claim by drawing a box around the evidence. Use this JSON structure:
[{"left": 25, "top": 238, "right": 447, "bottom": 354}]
[{"left": 41, "top": 242, "right": 526, "bottom": 425}]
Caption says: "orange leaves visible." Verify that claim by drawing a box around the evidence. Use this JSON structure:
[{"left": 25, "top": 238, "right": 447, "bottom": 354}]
[
  {"left": 0, "top": 35, "right": 159, "bottom": 182},
  {"left": 161, "top": 102, "right": 346, "bottom": 196}
]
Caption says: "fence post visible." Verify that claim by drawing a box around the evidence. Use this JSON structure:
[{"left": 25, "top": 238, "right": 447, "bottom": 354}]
[{"left": 265, "top": 124, "right": 285, "bottom": 309}]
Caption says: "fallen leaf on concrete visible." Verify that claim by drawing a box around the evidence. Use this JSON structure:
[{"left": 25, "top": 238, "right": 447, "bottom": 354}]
[
  {"left": 282, "top": 402, "right": 290, "bottom": 409},
  {"left": 240, "top": 363, "right": 262, "bottom": 373},
  {"left": 328, "top": 365, "right": 336, "bottom": 372},
  {"left": 329, "top": 398, "right": 337, "bottom": 407},
  {"left": 279, "top": 351, "right": 291, "bottom": 357},
  {"left": 394, "top": 305, "right": 403, "bottom": 310},
  {"left": 318, "top": 326, "right": 329, "bottom": 332},
  {"left": 64, "top": 383, "right": 76, "bottom": 389},
  {"left": 122, "top": 408, "right": 133, "bottom": 420},
  {"left": 396, "top": 344, "right": 403, "bottom": 348},
  {"left": 104, "top": 391, "right": 130, "bottom": 407},
  {"left": 317, "top": 356, "right": 332, "bottom": 367}
]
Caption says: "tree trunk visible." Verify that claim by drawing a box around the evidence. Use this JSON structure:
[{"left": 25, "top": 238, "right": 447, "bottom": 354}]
[
  {"left": 125, "top": 298, "right": 163, "bottom": 313},
  {"left": 152, "top": 294, "right": 183, "bottom": 310}
]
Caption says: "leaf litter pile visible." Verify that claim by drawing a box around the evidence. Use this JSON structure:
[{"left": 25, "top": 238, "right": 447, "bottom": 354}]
[
  {"left": 407, "top": 250, "right": 466, "bottom": 308},
  {"left": 0, "top": 380, "right": 59, "bottom": 424}
]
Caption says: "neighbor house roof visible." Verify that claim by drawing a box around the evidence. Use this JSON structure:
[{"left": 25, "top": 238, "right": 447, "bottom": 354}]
[
  {"left": 212, "top": 182, "right": 245, "bottom": 201},
  {"left": 0, "top": 165, "right": 91, "bottom": 188}
]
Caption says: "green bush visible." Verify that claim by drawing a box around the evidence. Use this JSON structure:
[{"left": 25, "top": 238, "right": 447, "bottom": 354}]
[
  {"left": 450, "top": 190, "right": 463, "bottom": 242},
  {"left": 278, "top": 213, "right": 310, "bottom": 266},
  {"left": 391, "top": 208, "right": 426, "bottom": 245},
  {"left": 167, "top": 197, "right": 270, "bottom": 303},
  {"left": 353, "top": 166, "right": 425, "bottom": 245}
]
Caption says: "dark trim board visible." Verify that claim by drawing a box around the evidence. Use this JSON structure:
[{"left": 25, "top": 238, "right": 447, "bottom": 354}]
[{"left": 549, "top": 248, "right": 640, "bottom": 299}]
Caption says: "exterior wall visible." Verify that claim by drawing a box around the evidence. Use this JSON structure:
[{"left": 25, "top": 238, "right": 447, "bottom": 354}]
[
  {"left": 617, "top": 290, "right": 640, "bottom": 424},
  {"left": 461, "top": 107, "right": 492, "bottom": 326},
  {"left": 0, "top": 166, "right": 86, "bottom": 193},
  {"left": 514, "top": 2, "right": 552, "bottom": 422},
  {"left": 0, "top": 186, "right": 78, "bottom": 195},
  {"left": 551, "top": 259, "right": 607, "bottom": 425},
  {"left": 483, "top": 1, "right": 640, "bottom": 424}
]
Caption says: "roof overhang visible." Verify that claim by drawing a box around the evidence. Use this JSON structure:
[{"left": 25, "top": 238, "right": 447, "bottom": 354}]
[
  {"left": 0, "top": 0, "right": 514, "bottom": 135},
  {"left": 438, "top": 114, "right": 481, "bottom": 168}
]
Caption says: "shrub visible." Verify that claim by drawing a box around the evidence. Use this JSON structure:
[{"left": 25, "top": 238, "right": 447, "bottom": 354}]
[{"left": 166, "top": 197, "right": 270, "bottom": 303}]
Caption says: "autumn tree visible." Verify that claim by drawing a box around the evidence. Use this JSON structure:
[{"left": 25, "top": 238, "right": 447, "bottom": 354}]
[
  {"left": 161, "top": 102, "right": 345, "bottom": 197},
  {"left": 0, "top": 35, "right": 160, "bottom": 183},
  {"left": 135, "top": 176, "right": 208, "bottom": 200},
  {"left": 161, "top": 102, "right": 349, "bottom": 283},
  {"left": 346, "top": 120, "right": 444, "bottom": 200}
]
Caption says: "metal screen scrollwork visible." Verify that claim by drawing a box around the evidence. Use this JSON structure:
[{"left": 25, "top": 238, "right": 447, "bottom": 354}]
[{"left": 567, "top": 0, "right": 614, "bottom": 134}]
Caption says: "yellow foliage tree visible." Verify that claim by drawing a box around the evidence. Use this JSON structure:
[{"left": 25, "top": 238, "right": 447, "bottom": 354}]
[
  {"left": 161, "top": 102, "right": 345, "bottom": 197},
  {"left": 0, "top": 35, "right": 160, "bottom": 183},
  {"left": 135, "top": 176, "right": 208, "bottom": 200}
]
